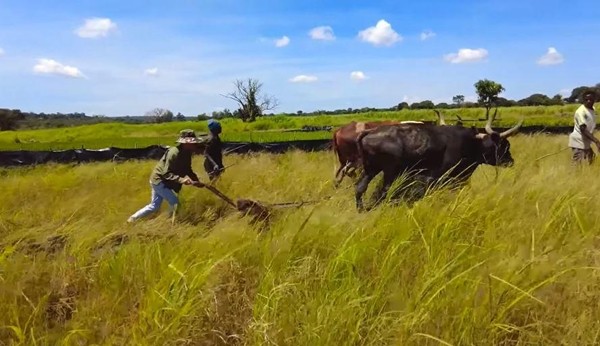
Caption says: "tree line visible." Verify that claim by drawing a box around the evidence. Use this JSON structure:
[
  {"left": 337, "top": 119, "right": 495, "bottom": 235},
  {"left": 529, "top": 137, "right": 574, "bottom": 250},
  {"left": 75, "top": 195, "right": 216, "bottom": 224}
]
[{"left": 1, "top": 80, "right": 599, "bottom": 131}]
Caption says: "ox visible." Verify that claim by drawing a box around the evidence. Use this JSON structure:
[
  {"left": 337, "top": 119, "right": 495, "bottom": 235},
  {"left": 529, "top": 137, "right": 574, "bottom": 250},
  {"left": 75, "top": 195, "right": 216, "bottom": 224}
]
[
  {"left": 354, "top": 115, "right": 523, "bottom": 211},
  {"left": 332, "top": 118, "right": 447, "bottom": 187}
]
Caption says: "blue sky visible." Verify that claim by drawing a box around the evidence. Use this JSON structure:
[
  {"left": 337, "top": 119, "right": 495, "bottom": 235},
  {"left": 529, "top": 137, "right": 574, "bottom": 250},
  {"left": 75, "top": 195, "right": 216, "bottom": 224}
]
[{"left": 0, "top": 0, "right": 599, "bottom": 116}]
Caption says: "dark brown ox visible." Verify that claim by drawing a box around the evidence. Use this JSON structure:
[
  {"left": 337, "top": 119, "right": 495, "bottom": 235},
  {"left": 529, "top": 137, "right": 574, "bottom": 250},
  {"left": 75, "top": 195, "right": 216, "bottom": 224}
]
[
  {"left": 354, "top": 114, "right": 524, "bottom": 211},
  {"left": 332, "top": 120, "right": 436, "bottom": 187}
]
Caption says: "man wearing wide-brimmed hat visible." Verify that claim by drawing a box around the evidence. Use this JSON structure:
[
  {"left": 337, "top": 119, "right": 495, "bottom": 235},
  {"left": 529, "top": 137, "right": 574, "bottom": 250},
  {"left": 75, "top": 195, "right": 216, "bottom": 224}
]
[{"left": 128, "top": 129, "right": 205, "bottom": 223}]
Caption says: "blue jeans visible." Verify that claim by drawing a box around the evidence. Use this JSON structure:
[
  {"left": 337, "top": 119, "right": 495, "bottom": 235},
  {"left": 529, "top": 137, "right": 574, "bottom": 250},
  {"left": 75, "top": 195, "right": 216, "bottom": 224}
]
[{"left": 129, "top": 181, "right": 179, "bottom": 221}]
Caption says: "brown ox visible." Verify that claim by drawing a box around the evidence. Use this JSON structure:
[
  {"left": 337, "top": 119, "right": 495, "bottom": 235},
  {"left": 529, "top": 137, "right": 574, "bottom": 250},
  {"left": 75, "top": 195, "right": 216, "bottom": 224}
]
[{"left": 332, "top": 120, "right": 429, "bottom": 187}]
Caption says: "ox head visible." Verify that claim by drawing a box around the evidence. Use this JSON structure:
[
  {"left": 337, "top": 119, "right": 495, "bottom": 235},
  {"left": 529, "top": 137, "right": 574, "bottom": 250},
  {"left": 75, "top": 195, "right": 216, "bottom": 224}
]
[{"left": 476, "top": 114, "right": 523, "bottom": 167}]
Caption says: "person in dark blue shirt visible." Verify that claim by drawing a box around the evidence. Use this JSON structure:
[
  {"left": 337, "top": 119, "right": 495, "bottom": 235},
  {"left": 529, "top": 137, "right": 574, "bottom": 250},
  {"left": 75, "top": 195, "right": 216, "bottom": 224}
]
[{"left": 203, "top": 119, "right": 224, "bottom": 181}]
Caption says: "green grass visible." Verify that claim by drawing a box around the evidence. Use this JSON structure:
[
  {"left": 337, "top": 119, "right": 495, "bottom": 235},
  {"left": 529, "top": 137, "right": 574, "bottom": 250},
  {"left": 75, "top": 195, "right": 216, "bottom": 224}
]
[
  {"left": 2, "top": 133, "right": 600, "bottom": 344},
  {"left": 0, "top": 131, "right": 331, "bottom": 151},
  {"left": 0, "top": 104, "right": 586, "bottom": 151}
]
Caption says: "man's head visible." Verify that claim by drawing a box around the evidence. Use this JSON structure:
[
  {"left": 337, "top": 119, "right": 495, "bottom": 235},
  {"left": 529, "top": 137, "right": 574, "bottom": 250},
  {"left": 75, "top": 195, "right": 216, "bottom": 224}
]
[
  {"left": 208, "top": 119, "right": 222, "bottom": 135},
  {"left": 176, "top": 129, "right": 201, "bottom": 151},
  {"left": 582, "top": 90, "right": 597, "bottom": 109}
]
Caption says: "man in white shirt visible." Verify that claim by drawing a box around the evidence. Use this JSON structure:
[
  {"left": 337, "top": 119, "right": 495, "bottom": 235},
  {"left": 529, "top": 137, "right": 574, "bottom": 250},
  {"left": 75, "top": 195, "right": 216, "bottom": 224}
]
[{"left": 569, "top": 90, "right": 600, "bottom": 165}]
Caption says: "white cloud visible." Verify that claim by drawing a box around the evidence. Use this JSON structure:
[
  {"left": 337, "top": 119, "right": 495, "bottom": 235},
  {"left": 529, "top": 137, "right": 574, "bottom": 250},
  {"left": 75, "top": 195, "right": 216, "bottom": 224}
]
[
  {"left": 33, "top": 58, "right": 85, "bottom": 78},
  {"left": 290, "top": 75, "right": 318, "bottom": 83},
  {"left": 275, "top": 36, "right": 290, "bottom": 47},
  {"left": 350, "top": 71, "right": 368, "bottom": 81},
  {"left": 420, "top": 30, "right": 436, "bottom": 41},
  {"left": 309, "top": 26, "right": 335, "bottom": 41},
  {"left": 537, "top": 47, "right": 564, "bottom": 66},
  {"left": 144, "top": 67, "right": 159, "bottom": 77},
  {"left": 75, "top": 18, "right": 117, "bottom": 38},
  {"left": 402, "top": 95, "right": 422, "bottom": 104},
  {"left": 559, "top": 88, "right": 571, "bottom": 97},
  {"left": 443, "top": 48, "right": 488, "bottom": 64},
  {"left": 0, "top": 48, "right": 4, "bottom": 56},
  {"left": 358, "top": 19, "right": 402, "bottom": 47}
]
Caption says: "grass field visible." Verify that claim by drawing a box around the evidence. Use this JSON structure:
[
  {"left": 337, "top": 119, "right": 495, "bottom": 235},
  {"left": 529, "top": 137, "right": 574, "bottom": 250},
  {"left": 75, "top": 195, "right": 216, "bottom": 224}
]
[
  {"left": 2, "top": 133, "right": 600, "bottom": 345},
  {"left": 0, "top": 104, "right": 584, "bottom": 151}
]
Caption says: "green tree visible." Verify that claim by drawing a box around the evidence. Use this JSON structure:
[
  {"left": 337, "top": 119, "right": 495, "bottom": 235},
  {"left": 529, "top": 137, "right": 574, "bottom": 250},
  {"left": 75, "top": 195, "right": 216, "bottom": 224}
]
[
  {"left": 396, "top": 102, "right": 409, "bottom": 110},
  {"left": 565, "top": 84, "right": 600, "bottom": 103},
  {"left": 0, "top": 109, "right": 24, "bottom": 131},
  {"left": 518, "top": 93, "right": 552, "bottom": 106},
  {"left": 410, "top": 100, "right": 435, "bottom": 109},
  {"left": 551, "top": 94, "right": 564, "bottom": 105},
  {"left": 496, "top": 97, "right": 517, "bottom": 107},
  {"left": 474, "top": 79, "right": 505, "bottom": 120},
  {"left": 175, "top": 112, "right": 186, "bottom": 121},
  {"left": 452, "top": 95, "right": 465, "bottom": 106}
]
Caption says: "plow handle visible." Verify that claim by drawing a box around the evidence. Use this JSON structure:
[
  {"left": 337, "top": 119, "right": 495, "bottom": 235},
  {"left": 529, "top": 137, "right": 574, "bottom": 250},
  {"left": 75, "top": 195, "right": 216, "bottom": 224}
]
[{"left": 200, "top": 184, "right": 238, "bottom": 208}]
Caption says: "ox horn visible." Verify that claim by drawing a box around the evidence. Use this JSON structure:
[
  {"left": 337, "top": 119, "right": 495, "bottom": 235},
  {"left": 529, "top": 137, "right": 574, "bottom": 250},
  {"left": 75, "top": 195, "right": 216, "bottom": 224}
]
[
  {"left": 499, "top": 117, "right": 524, "bottom": 138},
  {"left": 484, "top": 108, "right": 498, "bottom": 135},
  {"left": 434, "top": 110, "right": 446, "bottom": 126}
]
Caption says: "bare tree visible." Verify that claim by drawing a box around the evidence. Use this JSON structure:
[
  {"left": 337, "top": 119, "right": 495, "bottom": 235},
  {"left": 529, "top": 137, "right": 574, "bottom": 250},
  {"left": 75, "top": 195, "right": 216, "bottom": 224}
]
[
  {"left": 145, "top": 108, "right": 174, "bottom": 123},
  {"left": 222, "top": 78, "right": 279, "bottom": 122}
]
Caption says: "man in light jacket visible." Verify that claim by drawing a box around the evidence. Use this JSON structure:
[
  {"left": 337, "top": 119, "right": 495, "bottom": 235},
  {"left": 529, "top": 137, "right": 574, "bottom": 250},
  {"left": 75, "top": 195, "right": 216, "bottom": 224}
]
[{"left": 128, "top": 129, "right": 205, "bottom": 223}]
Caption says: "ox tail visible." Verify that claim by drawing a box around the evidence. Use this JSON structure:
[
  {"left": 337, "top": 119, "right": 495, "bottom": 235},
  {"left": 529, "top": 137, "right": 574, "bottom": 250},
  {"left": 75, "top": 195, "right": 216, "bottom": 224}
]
[
  {"left": 332, "top": 129, "right": 340, "bottom": 171},
  {"left": 356, "top": 128, "right": 375, "bottom": 171},
  {"left": 332, "top": 129, "right": 345, "bottom": 187}
]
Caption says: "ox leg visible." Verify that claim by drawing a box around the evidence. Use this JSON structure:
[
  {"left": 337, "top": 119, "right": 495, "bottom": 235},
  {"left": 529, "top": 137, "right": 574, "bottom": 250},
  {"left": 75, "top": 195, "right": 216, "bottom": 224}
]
[
  {"left": 334, "top": 161, "right": 352, "bottom": 188},
  {"left": 402, "top": 174, "right": 431, "bottom": 204},
  {"left": 355, "top": 170, "right": 378, "bottom": 212},
  {"left": 372, "top": 169, "right": 399, "bottom": 208},
  {"left": 346, "top": 165, "right": 358, "bottom": 178}
]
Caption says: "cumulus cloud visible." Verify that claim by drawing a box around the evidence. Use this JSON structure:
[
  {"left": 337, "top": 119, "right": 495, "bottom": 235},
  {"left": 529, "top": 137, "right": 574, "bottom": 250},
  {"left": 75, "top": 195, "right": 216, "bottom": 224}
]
[
  {"left": 309, "top": 26, "right": 335, "bottom": 41},
  {"left": 75, "top": 18, "right": 117, "bottom": 38},
  {"left": 33, "top": 58, "right": 85, "bottom": 78},
  {"left": 358, "top": 19, "right": 402, "bottom": 47},
  {"left": 537, "top": 47, "right": 564, "bottom": 65},
  {"left": 144, "top": 67, "right": 159, "bottom": 76},
  {"left": 559, "top": 88, "right": 571, "bottom": 97},
  {"left": 350, "top": 71, "right": 368, "bottom": 81},
  {"left": 444, "top": 48, "right": 488, "bottom": 64},
  {"left": 420, "top": 30, "right": 436, "bottom": 41},
  {"left": 275, "top": 36, "right": 290, "bottom": 47},
  {"left": 290, "top": 75, "right": 318, "bottom": 83}
]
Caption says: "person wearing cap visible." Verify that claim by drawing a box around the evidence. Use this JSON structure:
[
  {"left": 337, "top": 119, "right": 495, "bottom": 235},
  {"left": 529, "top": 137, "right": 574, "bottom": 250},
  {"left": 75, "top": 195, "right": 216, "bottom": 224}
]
[
  {"left": 203, "top": 119, "right": 225, "bottom": 181},
  {"left": 128, "top": 129, "right": 205, "bottom": 223}
]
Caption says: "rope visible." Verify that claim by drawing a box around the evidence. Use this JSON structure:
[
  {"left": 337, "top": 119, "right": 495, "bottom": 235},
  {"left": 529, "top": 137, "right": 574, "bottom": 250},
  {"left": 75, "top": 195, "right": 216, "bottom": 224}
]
[
  {"left": 224, "top": 144, "right": 249, "bottom": 155},
  {"left": 267, "top": 196, "right": 335, "bottom": 209},
  {"left": 534, "top": 147, "right": 570, "bottom": 162}
]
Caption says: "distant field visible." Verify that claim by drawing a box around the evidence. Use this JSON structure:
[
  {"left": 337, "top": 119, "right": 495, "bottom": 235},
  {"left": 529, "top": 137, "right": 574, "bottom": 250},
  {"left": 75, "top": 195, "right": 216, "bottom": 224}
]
[
  {"left": 2, "top": 134, "right": 600, "bottom": 345},
  {"left": 0, "top": 105, "right": 582, "bottom": 151}
]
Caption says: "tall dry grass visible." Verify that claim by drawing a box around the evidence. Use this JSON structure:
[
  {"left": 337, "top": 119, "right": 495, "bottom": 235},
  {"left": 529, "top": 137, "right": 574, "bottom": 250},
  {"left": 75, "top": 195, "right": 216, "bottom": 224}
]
[{"left": 1, "top": 134, "right": 600, "bottom": 345}]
